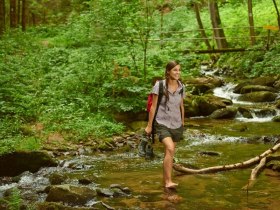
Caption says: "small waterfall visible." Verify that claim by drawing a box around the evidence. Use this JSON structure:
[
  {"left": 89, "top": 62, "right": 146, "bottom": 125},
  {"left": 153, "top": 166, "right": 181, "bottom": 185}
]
[
  {"left": 213, "top": 83, "right": 279, "bottom": 122},
  {"left": 235, "top": 109, "right": 280, "bottom": 122},
  {"left": 213, "top": 83, "right": 240, "bottom": 103}
]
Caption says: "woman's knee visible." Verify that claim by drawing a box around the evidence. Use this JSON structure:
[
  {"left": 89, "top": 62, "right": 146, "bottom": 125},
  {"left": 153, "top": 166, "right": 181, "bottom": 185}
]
[{"left": 163, "top": 137, "right": 175, "bottom": 155}]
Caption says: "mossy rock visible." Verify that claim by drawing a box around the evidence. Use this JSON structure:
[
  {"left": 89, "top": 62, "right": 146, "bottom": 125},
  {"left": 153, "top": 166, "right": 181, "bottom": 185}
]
[
  {"left": 272, "top": 116, "right": 280, "bottom": 122},
  {"left": 238, "top": 91, "right": 277, "bottom": 102},
  {"left": 0, "top": 151, "right": 57, "bottom": 177}
]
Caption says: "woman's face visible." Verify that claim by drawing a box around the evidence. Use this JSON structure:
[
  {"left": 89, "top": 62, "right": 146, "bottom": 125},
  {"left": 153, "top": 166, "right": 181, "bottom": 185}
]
[{"left": 168, "top": 64, "right": 181, "bottom": 80}]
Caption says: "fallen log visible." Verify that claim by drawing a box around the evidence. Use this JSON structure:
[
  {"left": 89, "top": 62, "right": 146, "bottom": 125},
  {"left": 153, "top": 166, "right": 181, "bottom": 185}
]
[
  {"left": 173, "top": 142, "right": 280, "bottom": 189},
  {"left": 242, "top": 157, "right": 267, "bottom": 190},
  {"left": 242, "top": 155, "right": 280, "bottom": 190},
  {"left": 173, "top": 142, "right": 280, "bottom": 174}
]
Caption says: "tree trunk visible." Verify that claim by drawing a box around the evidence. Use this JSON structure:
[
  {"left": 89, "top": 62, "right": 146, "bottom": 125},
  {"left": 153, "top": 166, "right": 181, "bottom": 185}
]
[
  {"left": 31, "top": 12, "right": 35, "bottom": 26},
  {"left": 0, "top": 0, "right": 5, "bottom": 35},
  {"left": 17, "top": 0, "right": 20, "bottom": 26},
  {"left": 272, "top": 0, "right": 280, "bottom": 30},
  {"left": 208, "top": 0, "right": 228, "bottom": 49},
  {"left": 193, "top": 2, "right": 211, "bottom": 50},
  {"left": 21, "top": 0, "right": 25, "bottom": 31},
  {"left": 10, "top": 0, "right": 17, "bottom": 28},
  {"left": 248, "top": 0, "right": 256, "bottom": 45}
]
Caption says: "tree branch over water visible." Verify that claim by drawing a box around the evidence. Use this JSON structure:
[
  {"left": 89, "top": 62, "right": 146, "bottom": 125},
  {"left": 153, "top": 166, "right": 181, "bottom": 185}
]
[{"left": 173, "top": 142, "right": 280, "bottom": 189}]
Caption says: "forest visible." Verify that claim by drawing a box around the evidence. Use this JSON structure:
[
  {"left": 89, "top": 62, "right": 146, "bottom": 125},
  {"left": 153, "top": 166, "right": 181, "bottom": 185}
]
[
  {"left": 1, "top": 0, "right": 280, "bottom": 153},
  {"left": 1, "top": 0, "right": 280, "bottom": 209}
]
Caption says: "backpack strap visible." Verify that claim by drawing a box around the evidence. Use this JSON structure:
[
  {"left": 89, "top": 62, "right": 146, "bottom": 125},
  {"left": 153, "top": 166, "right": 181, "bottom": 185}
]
[
  {"left": 178, "top": 80, "right": 184, "bottom": 96},
  {"left": 151, "top": 80, "right": 163, "bottom": 143}
]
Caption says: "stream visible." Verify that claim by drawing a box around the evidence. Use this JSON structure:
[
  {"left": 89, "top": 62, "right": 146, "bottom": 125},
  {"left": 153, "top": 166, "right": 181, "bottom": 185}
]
[{"left": 1, "top": 79, "right": 280, "bottom": 209}]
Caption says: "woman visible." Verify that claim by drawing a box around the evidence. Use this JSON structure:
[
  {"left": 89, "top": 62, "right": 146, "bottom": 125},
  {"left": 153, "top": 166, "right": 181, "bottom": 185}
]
[{"left": 145, "top": 60, "right": 185, "bottom": 189}]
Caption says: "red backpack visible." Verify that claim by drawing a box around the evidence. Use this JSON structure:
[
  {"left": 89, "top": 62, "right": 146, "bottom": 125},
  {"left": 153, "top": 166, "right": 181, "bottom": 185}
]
[
  {"left": 146, "top": 94, "right": 153, "bottom": 113},
  {"left": 146, "top": 80, "right": 164, "bottom": 114}
]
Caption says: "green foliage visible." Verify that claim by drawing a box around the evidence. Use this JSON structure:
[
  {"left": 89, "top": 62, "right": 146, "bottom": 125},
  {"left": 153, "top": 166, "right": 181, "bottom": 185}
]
[
  {"left": 7, "top": 188, "right": 22, "bottom": 210},
  {"left": 54, "top": 113, "right": 125, "bottom": 142},
  {"left": 251, "top": 44, "right": 280, "bottom": 76}
]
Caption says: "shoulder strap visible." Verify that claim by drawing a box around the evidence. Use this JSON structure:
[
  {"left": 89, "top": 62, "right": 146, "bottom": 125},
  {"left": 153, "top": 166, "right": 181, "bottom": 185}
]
[
  {"left": 178, "top": 80, "right": 184, "bottom": 95},
  {"left": 151, "top": 80, "right": 163, "bottom": 143},
  {"left": 156, "top": 80, "right": 164, "bottom": 111}
]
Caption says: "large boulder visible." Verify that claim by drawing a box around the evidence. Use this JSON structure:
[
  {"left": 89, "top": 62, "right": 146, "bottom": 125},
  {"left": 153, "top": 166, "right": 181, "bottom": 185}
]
[
  {"left": 233, "top": 76, "right": 280, "bottom": 93},
  {"left": 240, "top": 85, "right": 277, "bottom": 94},
  {"left": 209, "top": 107, "right": 238, "bottom": 119},
  {"left": 46, "top": 184, "right": 97, "bottom": 205},
  {"left": 272, "top": 116, "right": 280, "bottom": 122},
  {"left": 238, "top": 91, "right": 277, "bottom": 102},
  {"left": 185, "top": 76, "right": 224, "bottom": 95},
  {"left": 237, "top": 107, "right": 253, "bottom": 118},
  {"left": 251, "top": 76, "right": 279, "bottom": 87},
  {"left": 184, "top": 94, "right": 230, "bottom": 117},
  {"left": 0, "top": 151, "right": 57, "bottom": 177}
]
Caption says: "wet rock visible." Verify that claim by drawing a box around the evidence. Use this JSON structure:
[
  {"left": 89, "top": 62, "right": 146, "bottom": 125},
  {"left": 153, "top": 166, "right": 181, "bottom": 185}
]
[
  {"left": 184, "top": 94, "right": 228, "bottom": 117},
  {"left": 36, "top": 201, "right": 102, "bottom": 209},
  {"left": 191, "top": 84, "right": 214, "bottom": 95},
  {"left": 254, "top": 108, "right": 276, "bottom": 117},
  {"left": 198, "top": 151, "right": 220, "bottom": 156},
  {"left": 251, "top": 76, "right": 278, "bottom": 87},
  {"left": 233, "top": 82, "right": 247, "bottom": 94},
  {"left": 184, "top": 76, "right": 224, "bottom": 88},
  {"left": 245, "top": 136, "right": 280, "bottom": 144},
  {"left": 78, "top": 178, "right": 92, "bottom": 185},
  {"left": 209, "top": 107, "right": 237, "bottom": 119},
  {"left": 46, "top": 184, "right": 96, "bottom": 205},
  {"left": 96, "top": 188, "right": 114, "bottom": 197},
  {"left": 266, "top": 162, "right": 280, "bottom": 172},
  {"left": 272, "top": 115, "right": 280, "bottom": 122},
  {"left": 110, "top": 184, "right": 132, "bottom": 194},
  {"left": 96, "top": 186, "right": 130, "bottom": 198},
  {"left": 235, "top": 124, "right": 248, "bottom": 132},
  {"left": 238, "top": 107, "right": 253, "bottom": 118},
  {"left": 49, "top": 173, "right": 68, "bottom": 185},
  {"left": 238, "top": 91, "right": 277, "bottom": 102},
  {"left": 240, "top": 85, "right": 277, "bottom": 94},
  {"left": 0, "top": 151, "right": 57, "bottom": 177},
  {"left": 276, "top": 100, "right": 280, "bottom": 109}
]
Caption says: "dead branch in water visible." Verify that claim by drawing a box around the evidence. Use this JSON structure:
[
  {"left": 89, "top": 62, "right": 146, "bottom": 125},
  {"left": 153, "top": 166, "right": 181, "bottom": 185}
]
[{"left": 173, "top": 142, "right": 280, "bottom": 189}]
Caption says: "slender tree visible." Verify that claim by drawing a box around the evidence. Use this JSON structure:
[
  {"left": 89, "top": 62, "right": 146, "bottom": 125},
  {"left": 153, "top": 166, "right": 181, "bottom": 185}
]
[
  {"left": 0, "top": 0, "right": 5, "bottom": 34},
  {"left": 247, "top": 0, "right": 256, "bottom": 45},
  {"left": 21, "top": 0, "right": 26, "bottom": 31},
  {"left": 208, "top": 0, "right": 228, "bottom": 49},
  {"left": 272, "top": 0, "right": 280, "bottom": 29},
  {"left": 192, "top": 1, "right": 211, "bottom": 49},
  {"left": 17, "top": 0, "right": 20, "bottom": 26},
  {"left": 10, "top": 0, "right": 17, "bottom": 28}
]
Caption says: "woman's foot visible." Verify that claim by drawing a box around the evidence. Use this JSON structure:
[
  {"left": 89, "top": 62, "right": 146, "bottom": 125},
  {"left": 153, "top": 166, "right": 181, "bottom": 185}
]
[{"left": 165, "top": 182, "right": 178, "bottom": 189}]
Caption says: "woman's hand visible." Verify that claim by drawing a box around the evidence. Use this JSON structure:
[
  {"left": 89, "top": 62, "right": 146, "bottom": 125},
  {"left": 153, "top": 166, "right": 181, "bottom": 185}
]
[{"left": 145, "top": 125, "right": 152, "bottom": 135}]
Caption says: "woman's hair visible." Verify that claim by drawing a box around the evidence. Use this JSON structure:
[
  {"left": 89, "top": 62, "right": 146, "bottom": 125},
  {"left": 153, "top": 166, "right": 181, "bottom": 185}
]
[{"left": 164, "top": 60, "right": 179, "bottom": 103}]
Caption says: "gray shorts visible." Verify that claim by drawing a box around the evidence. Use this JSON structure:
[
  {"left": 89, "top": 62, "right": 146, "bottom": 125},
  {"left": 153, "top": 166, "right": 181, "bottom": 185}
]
[{"left": 154, "top": 122, "right": 184, "bottom": 142}]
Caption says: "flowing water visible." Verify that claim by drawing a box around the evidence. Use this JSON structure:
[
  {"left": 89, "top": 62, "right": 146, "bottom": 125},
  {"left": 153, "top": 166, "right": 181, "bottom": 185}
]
[
  {"left": 88, "top": 81, "right": 280, "bottom": 209},
  {"left": 87, "top": 120, "right": 280, "bottom": 210},
  {"left": 1, "top": 80, "right": 280, "bottom": 209}
]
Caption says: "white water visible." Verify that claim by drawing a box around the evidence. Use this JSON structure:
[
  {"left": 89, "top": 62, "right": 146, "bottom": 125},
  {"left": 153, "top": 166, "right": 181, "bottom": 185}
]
[
  {"left": 213, "top": 83, "right": 253, "bottom": 105},
  {"left": 213, "top": 83, "right": 280, "bottom": 122}
]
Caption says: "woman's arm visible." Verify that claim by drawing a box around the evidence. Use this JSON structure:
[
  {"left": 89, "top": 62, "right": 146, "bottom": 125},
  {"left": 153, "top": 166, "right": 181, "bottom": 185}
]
[{"left": 145, "top": 94, "right": 158, "bottom": 135}]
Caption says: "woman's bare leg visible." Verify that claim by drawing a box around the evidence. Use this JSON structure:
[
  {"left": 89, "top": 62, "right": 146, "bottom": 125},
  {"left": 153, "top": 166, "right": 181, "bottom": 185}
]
[{"left": 162, "top": 137, "right": 177, "bottom": 188}]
